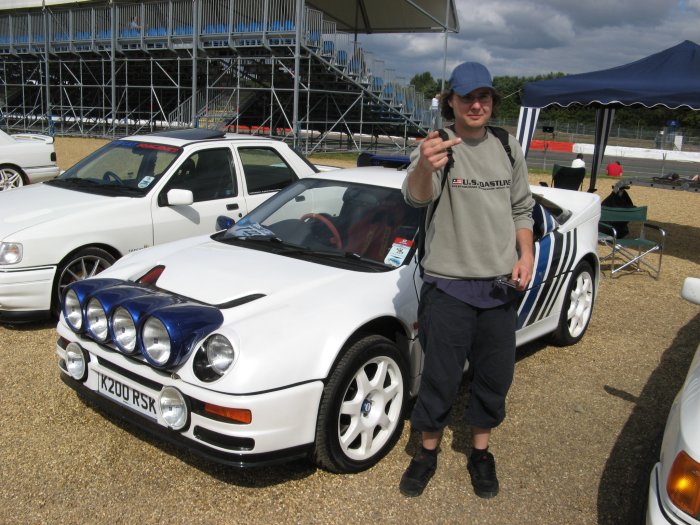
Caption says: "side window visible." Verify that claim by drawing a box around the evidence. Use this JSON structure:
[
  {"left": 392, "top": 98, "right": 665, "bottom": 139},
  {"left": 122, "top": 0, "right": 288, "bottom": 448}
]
[
  {"left": 239, "top": 147, "right": 297, "bottom": 194},
  {"left": 163, "top": 148, "right": 236, "bottom": 203}
]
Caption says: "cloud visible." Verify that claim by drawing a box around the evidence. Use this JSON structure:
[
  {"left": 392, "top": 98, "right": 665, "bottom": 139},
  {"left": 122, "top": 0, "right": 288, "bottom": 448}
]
[{"left": 359, "top": 0, "right": 700, "bottom": 81}]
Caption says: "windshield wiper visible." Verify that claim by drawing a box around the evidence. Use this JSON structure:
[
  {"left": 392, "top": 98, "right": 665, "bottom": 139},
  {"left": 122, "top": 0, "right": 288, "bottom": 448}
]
[{"left": 48, "top": 178, "right": 102, "bottom": 187}]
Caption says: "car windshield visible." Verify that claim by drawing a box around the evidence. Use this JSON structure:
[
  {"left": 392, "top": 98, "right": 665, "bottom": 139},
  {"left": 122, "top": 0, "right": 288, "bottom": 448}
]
[
  {"left": 47, "top": 140, "right": 182, "bottom": 196},
  {"left": 219, "top": 178, "right": 421, "bottom": 269}
]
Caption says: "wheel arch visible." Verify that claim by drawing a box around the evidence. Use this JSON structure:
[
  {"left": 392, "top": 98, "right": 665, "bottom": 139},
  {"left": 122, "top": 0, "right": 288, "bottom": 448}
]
[
  {"left": 0, "top": 163, "right": 28, "bottom": 183},
  {"left": 324, "top": 315, "right": 412, "bottom": 382},
  {"left": 56, "top": 242, "right": 123, "bottom": 269}
]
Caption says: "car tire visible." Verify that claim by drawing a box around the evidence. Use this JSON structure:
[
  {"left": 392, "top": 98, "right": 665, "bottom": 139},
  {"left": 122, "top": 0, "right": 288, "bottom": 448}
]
[
  {"left": 0, "top": 165, "right": 27, "bottom": 190},
  {"left": 550, "top": 260, "right": 595, "bottom": 346},
  {"left": 313, "top": 335, "right": 408, "bottom": 473},
  {"left": 51, "top": 247, "right": 116, "bottom": 317}
]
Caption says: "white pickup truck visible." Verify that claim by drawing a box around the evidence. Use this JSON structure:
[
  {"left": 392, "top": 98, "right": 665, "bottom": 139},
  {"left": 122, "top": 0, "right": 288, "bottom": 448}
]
[{"left": 0, "top": 128, "right": 321, "bottom": 321}]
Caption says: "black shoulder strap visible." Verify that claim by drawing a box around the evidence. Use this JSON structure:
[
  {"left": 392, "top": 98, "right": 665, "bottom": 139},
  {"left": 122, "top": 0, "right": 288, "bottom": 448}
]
[
  {"left": 416, "top": 128, "right": 453, "bottom": 273},
  {"left": 486, "top": 125, "right": 515, "bottom": 167}
]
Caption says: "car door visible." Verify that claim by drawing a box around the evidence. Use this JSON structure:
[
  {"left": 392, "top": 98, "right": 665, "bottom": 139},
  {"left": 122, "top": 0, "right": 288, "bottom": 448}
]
[
  {"left": 151, "top": 146, "right": 246, "bottom": 244},
  {"left": 234, "top": 145, "right": 301, "bottom": 211}
]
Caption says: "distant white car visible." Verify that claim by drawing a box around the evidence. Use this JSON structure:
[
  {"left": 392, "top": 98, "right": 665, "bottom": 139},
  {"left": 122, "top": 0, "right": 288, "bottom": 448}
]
[
  {"left": 647, "top": 277, "right": 700, "bottom": 525},
  {"left": 0, "top": 129, "right": 60, "bottom": 190},
  {"left": 56, "top": 165, "right": 601, "bottom": 473},
  {"left": 0, "top": 128, "right": 319, "bottom": 321}
]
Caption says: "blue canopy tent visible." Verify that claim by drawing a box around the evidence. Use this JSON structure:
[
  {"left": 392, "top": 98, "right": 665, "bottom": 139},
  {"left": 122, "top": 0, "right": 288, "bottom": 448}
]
[{"left": 516, "top": 40, "right": 700, "bottom": 191}]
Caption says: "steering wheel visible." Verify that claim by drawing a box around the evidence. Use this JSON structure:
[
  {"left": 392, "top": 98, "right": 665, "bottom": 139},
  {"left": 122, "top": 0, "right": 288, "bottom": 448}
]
[
  {"left": 301, "top": 213, "right": 342, "bottom": 248},
  {"left": 102, "top": 170, "right": 124, "bottom": 185}
]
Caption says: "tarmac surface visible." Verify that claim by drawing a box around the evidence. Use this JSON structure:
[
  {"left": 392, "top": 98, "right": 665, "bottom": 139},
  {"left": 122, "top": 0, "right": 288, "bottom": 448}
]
[{"left": 0, "top": 148, "right": 698, "bottom": 524}]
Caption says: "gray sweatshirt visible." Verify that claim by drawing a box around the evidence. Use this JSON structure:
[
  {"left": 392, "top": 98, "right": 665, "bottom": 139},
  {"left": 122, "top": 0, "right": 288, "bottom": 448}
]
[{"left": 402, "top": 128, "right": 534, "bottom": 279}]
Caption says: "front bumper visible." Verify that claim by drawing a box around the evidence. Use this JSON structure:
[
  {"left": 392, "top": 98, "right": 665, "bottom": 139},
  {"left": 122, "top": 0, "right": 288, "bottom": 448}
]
[
  {"left": 56, "top": 334, "right": 324, "bottom": 468},
  {"left": 0, "top": 265, "right": 56, "bottom": 317}
]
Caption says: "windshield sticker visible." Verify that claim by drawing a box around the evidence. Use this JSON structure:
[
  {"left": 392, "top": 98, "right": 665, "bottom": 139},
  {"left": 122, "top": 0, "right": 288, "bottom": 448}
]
[
  {"left": 384, "top": 238, "right": 413, "bottom": 267},
  {"left": 138, "top": 176, "right": 154, "bottom": 188},
  {"left": 232, "top": 221, "right": 276, "bottom": 238}
]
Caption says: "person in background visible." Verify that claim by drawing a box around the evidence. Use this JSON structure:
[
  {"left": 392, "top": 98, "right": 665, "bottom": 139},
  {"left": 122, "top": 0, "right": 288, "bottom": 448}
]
[
  {"left": 606, "top": 160, "right": 623, "bottom": 177},
  {"left": 399, "top": 61, "right": 534, "bottom": 500},
  {"left": 129, "top": 16, "right": 142, "bottom": 32},
  {"left": 571, "top": 153, "right": 585, "bottom": 169},
  {"left": 430, "top": 94, "right": 440, "bottom": 130}
]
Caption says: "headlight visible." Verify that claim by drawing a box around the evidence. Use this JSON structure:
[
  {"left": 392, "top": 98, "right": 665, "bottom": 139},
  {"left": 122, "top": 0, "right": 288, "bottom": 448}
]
[
  {"left": 142, "top": 317, "right": 171, "bottom": 366},
  {"left": 0, "top": 242, "right": 23, "bottom": 264},
  {"left": 159, "top": 386, "right": 188, "bottom": 430},
  {"left": 193, "top": 334, "right": 236, "bottom": 381},
  {"left": 65, "top": 342, "right": 88, "bottom": 381},
  {"left": 86, "top": 298, "right": 109, "bottom": 342},
  {"left": 111, "top": 306, "right": 137, "bottom": 354},
  {"left": 667, "top": 450, "right": 700, "bottom": 517},
  {"left": 205, "top": 335, "right": 235, "bottom": 375},
  {"left": 63, "top": 289, "right": 83, "bottom": 332}
]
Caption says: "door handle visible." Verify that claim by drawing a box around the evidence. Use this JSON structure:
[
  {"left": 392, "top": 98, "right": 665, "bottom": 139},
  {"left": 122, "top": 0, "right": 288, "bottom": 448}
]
[{"left": 226, "top": 203, "right": 239, "bottom": 211}]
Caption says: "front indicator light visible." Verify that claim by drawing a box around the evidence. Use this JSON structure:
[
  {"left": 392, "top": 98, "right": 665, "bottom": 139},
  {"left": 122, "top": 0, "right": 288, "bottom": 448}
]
[
  {"left": 159, "top": 386, "right": 188, "bottom": 430},
  {"left": 204, "top": 403, "right": 252, "bottom": 424},
  {"left": 65, "top": 342, "right": 88, "bottom": 381},
  {"left": 667, "top": 450, "right": 700, "bottom": 518}
]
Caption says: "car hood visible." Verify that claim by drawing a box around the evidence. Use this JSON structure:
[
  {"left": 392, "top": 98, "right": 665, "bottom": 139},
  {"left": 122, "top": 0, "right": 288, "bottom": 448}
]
[
  {"left": 142, "top": 239, "right": 363, "bottom": 307},
  {"left": 0, "top": 184, "right": 123, "bottom": 238}
]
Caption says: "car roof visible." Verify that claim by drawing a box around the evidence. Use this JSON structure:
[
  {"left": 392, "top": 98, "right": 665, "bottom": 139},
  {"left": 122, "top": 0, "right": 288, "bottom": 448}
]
[
  {"left": 307, "top": 165, "right": 409, "bottom": 190},
  {"left": 120, "top": 128, "right": 284, "bottom": 148}
]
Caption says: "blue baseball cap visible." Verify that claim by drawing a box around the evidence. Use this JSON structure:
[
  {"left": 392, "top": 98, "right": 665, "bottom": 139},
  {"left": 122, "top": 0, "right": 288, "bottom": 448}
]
[{"left": 449, "top": 62, "right": 493, "bottom": 96}]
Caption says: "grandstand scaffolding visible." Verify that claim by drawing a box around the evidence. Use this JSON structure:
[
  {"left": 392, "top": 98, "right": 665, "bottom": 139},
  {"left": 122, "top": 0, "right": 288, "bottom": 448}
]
[{"left": 0, "top": 0, "right": 457, "bottom": 153}]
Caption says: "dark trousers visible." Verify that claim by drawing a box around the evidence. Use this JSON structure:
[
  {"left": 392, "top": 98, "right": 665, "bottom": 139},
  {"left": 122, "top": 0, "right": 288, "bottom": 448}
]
[{"left": 410, "top": 283, "right": 516, "bottom": 432}]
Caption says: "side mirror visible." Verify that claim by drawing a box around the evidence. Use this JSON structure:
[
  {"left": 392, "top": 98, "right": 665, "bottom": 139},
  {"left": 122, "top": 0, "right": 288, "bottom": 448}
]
[
  {"left": 166, "top": 188, "right": 194, "bottom": 206},
  {"left": 216, "top": 215, "right": 236, "bottom": 231}
]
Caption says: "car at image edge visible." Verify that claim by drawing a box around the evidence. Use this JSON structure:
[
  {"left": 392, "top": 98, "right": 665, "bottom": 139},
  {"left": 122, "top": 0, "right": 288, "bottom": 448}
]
[
  {"left": 0, "top": 128, "right": 60, "bottom": 190},
  {"left": 647, "top": 276, "right": 700, "bottom": 525},
  {"left": 0, "top": 128, "right": 320, "bottom": 322},
  {"left": 55, "top": 164, "right": 602, "bottom": 473}
]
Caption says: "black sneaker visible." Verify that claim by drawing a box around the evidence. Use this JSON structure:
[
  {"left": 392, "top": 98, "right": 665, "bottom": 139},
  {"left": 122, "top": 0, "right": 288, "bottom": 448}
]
[
  {"left": 467, "top": 451, "right": 499, "bottom": 499},
  {"left": 399, "top": 449, "right": 437, "bottom": 497}
]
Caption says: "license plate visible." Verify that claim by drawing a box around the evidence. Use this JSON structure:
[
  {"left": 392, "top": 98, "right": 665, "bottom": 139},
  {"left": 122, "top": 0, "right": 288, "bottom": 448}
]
[{"left": 98, "top": 372, "right": 158, "bottom": 420}]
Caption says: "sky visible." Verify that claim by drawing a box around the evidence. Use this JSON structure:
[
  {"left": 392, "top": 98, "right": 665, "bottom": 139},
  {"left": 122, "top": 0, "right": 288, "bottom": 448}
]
[{"left": 359, "top": 0, "right": 700, "bottom": 82}]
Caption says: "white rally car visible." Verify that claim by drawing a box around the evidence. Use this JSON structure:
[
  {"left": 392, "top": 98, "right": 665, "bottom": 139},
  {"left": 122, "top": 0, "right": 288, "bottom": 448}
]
[
  {"left": 0, "top": 129, "right": 60, "bottom": 190},
  {"left": 0, "top": 128, "right": 319, "bottom": 322},
  {"left": 56, "top": 165, "right": 601, "bottom": 473},
  {"left": 647, "top": 277, "right": 700, "bottom": 525}
]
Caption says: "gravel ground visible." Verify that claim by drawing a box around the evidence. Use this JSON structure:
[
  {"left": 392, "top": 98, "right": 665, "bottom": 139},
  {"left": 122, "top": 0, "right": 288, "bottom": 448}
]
[{"left": 0, "top": 138, "right": 698, "bottom": 524}]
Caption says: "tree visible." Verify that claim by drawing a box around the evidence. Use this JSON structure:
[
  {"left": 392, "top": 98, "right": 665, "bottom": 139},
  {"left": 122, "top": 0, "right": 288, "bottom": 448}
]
[{"left": 410, "top": 72, "right": 441, "bottom": 97}]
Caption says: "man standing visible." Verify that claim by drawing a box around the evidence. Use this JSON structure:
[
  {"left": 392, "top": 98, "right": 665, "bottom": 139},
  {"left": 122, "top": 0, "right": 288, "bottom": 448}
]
[{"left": 399, "top": 62, "right": 534, "bottom": 499}]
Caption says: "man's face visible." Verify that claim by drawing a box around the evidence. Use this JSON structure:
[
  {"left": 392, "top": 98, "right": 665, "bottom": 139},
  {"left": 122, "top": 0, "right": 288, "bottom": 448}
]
[{"left": 448, "top": 88, "right": 493, "bottom": 130}]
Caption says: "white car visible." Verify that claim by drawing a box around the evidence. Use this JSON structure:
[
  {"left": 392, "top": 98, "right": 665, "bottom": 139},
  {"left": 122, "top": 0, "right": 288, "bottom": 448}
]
[
  {"left": 647, "top": 277, "right": 700, "bottom": 525},
  {"left": 55, "top": 165, "right": 601, "bottom": 473},
  {"left": 0, "top": 129, "right": 60, "bottom": 190},
  {"left": 0, "top": 128, "right": 319, "bottom": 322}
]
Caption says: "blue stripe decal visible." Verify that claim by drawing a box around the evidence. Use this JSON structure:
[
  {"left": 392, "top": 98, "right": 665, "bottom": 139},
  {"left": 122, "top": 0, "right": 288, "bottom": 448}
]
[{"left": 517, "top": 233, "right": 553, "bottom": 328}]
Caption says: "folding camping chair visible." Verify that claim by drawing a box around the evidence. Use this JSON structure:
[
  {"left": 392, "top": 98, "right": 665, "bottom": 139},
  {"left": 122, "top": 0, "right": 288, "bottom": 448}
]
[
  {"left": 597, "top": 205, "right": 666, "bottom": 279},
  {"left": 550, "top": 164, "right": 586, "bottom": 191}
]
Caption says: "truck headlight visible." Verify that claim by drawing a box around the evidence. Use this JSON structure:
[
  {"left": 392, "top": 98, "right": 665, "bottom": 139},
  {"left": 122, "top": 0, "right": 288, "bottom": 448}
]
[{"left": 0, "top": 242, "right": 23, "bottom": 264}]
